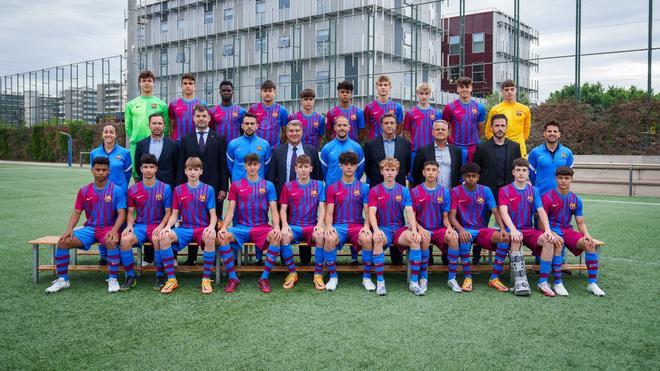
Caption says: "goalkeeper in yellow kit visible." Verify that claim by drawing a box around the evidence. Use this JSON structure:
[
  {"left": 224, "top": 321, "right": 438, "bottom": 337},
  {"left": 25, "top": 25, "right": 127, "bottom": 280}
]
[{"left": 485, "top": 79, "right": 531, "bottom": 157}]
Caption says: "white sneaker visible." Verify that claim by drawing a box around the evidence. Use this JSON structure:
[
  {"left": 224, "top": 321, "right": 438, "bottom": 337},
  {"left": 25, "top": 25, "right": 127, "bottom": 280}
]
[
  {"left": 376, "top": 281, "right": 387, "bottom": 296},
  {"left": 362, "top": 278, "right": 376, "bottom": 291},
  {"left": 447, "top": 279, "right": 462, "bottom": 293},
  {"left": 141, "top": 260, "right": 154, "bottom": 267},
  {"left": 45, "top": 278, "right": 70, "bottom": 293},
  {"left": 325, "top": 277, "right": 338, "bottom": 291},
  {"left": 587, "top": 283, "right": 606, "bottom": 297},
  {"left": 409, "top": 282, "right": 423, "bottom": 296},
  {"left": 107, "top": 278, "right": 120, "bottom": 293},
  {"left": 553, "top": 282, "right": 569, "bottom": 296},
  {"left": 419, "top": 278, "right": 428, "bottom": 295},
  {"left": 537, "top": 281, "right": 556, "bottom": 297}
]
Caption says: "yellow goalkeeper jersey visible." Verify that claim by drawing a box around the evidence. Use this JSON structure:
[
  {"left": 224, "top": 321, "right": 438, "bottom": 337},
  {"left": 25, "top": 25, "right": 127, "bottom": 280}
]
[{"left": 485, "top": 101, "right": 531, "bottom": 157}]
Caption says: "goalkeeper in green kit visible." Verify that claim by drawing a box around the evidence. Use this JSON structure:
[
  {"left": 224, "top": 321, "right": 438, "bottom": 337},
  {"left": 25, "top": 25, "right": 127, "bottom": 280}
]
[{"left": 125, "top": 70, "right": 170, "bottom": 178}]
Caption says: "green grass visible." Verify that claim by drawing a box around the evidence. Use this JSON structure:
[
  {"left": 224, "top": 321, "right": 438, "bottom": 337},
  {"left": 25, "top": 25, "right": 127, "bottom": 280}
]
[{"left": 1, "top": 164, "right": 659, "bottom": 370}]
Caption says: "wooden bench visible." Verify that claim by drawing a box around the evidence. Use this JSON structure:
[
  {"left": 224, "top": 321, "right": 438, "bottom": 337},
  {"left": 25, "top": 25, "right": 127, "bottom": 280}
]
[{"left": 30, "top": 236, "right": 602, "bottom": 286}]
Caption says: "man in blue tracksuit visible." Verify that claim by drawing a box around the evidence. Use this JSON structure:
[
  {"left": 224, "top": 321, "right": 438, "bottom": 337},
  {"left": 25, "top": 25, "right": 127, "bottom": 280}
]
[
  {"left": 320, "top": 115, "right": 365, "bottom": 187},
  {"left": 528, "top": 120, "right": 574, "bottom": 195},
  {"left": 227, "top": 112, "right": 272, "bottom": 181}
]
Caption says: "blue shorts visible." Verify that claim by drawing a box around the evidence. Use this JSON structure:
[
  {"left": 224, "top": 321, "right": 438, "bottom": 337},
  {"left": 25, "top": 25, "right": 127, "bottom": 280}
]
[
  {"left": 72, "top": 226, "right": 114, "bottom": 250},
  {"left": 133, "top": 223, "right": 157, "bottom": 245},
  {"left": 333, "top": 223, "right": 363, "bottom": 250},
  {"left": 227, "top": 224, "right": 273, "bottom": 252},
  {"left": 172, "top": 227, "right": 205, "bottom": 252},
  {"left": 289, "top": 225, "right": 315, "bottom": 245}
]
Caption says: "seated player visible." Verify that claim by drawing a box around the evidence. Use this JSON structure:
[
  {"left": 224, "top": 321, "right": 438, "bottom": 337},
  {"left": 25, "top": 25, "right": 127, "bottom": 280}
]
[
  {"left": 158, "top": 157, "right": 220, "bottom": 295},
  {"left": 217, "top": 154, "right": 282, "bottom": 293},
  {"left": 279, "top": 155, "right": 326, "bottom": 290},
  {"left": 542, "top": 166, "right": 605, "bottom": 296},
  {"left": 120, "top": 154, "right": 172, "bottom": 291},
  {"left": 368, "top": 158, "right": 422, "bottom": 296},
  {"left": 411, "top": 160, "right": 460, "bottom": 295},
  {"left": 499, "top": 158, "right": 559, "bottom": 296},
  {"left": 323, "top": 152, "right": 372, "bottom": 292},
  {"left": 46, "top": 157, "right": 126, "bottom": 293}
]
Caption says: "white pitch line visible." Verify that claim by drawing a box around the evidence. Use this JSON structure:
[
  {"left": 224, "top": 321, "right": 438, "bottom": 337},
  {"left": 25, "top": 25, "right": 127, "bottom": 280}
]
[
  {"left": 602, "top": 256, "right": 660, "bottom": 266},
  {"left": 582, "top": 199, "right": 660, "bottom": 206}
]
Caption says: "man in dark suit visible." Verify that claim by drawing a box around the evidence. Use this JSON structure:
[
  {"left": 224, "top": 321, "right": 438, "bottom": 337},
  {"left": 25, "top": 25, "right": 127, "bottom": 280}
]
[
  {"left": 363, "top": 113, "right": 411, "bottom": 265},
  {"left": 133, "top": 112, "right": 179, "bottom": 266},
  {"left": 411, "top": 119, "right": 462, "bottom": 266},
  {"left": 267, "top": 119, "right": 322, "bottom": 265},
  {"left": 178, "top": 104, "right": 229, "bottom": 265},
  {"left": 364, "top": 113, "right": 411, "bottom": 187},
  {"left": 472, "top": 113, "right": 521, "bottom": 265}
]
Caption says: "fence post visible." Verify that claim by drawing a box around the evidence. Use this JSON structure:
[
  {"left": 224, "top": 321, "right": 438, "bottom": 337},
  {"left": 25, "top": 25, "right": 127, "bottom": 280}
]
[{"left": 628, "top": 164, "right": 634, "bottom": 196}]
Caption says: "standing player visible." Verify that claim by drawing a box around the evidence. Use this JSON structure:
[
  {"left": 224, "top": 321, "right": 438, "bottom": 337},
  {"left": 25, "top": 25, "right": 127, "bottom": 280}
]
[
  {"left": 248, "top": 80, "right": 289, "bottom": 148},
  {"left": 323, "top": 152, "right": 372, "bottom": 292},
  {"left": 498, "top": 158, "right": 559, "bottom": 296},
  {"left": 217, "top": 154, "right": 282, "bottom": 293},
  {"left": 119, "top": 154, "right": 172, "bottom": 291},
  {"left": 367, "top": 158, "right": 422, "bottom": 296},
  {"left": 169, "top": 73, "right": 206, "bottom": 142},
  {"left": 46, "top": 157, "right": 127, "bottom": 293},
  {"left": 411, "top": 160, "right": 460, "bottom": 295},
  {"left": 442, "top": 77, "right": 487, "bottom": 163},
  {"left": 227, "top": 113, "right": 272, "bottom": 181},
  {"left": 89, "top": 122, "right": 132, "bottom": 194},
  {"left": 210, "top": 80, "right": 246, "bottom": 144},
  {"left": 325, "top": 80, "right": 365, "bottom": 142},
  {"left": 364, "top": 75, "right": 404, "bottom": 140},
  {"left": 288, "top": 88, "right": 325, "bottom": 149},
  {"left": 403, "top": 83, "right": 443, "bottom": 182},
  {"left": 528, "top": 121, "right": 574, "bottom": 195},
  {"left": 279, "top": 155, "right": 326, "bottom": 289},
  {"left": 449, "top": 163, "right": 511, "bottom": 293},
  {"left": 125, "top": 70, "right": 169, "bottom": 177},
  {"left": 320, "top": 115, "right": 365, "bottom": 187},
  {"left": 542, "top": 167, "right": 605, "bottom": 296},
  {"left": 158, "top": 157, "right": 220, "bottom": 295},
  {"left": 485, "top": 79, "right": 532, "bottom": 157}
]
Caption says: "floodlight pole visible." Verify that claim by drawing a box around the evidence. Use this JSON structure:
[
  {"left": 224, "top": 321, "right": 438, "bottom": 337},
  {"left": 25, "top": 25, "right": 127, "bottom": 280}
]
[{"left": 59, "top": 131, "right": 72, "bottom": 167}]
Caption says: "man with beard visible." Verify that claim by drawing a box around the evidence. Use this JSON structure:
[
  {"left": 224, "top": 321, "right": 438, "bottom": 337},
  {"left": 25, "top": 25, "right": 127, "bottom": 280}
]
[{"left": 527, "top": 121, "right": 575, "bottom": 196}]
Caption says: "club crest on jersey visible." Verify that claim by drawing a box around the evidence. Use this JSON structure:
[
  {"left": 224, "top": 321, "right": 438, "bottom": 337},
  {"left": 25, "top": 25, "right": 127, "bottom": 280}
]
[
  {"left": 353, "top": 189, "right": 361, "bottom": 196},
  {"left": 395, "top": 195, "right": 402, "bottom": 202},
  {"left": 232, "top": 112, "right": 238, "bottom": 117},
  {"left": 116, "top": 154, "right": 122, "bottom": 160},
  {"left": 569, "top": 202, "right": 577, "bottom": 210},
  {"left": 560, "top": 152, "right": 568, "bottom": 159},
  {"left": 388, "top": 109, "right": 395, "bottom": 114},
  {"left": 437, "top": 196, "right": 443, "bottom": 203},
  {"left": 311, "top": 190, "right": 318, "bottom": 197},
  {"left": 312, "top": 121, "right": 319, "bottom": 128},
  {"left": 256, "top": 146, "right": 263, "bottom": 151},
  {"left": 104, "top": 195, "right": 112, "bottom": 202},
  {"left": 476, "top": 196, "right": 485, "bottom": 204},
  {"left": 259, "top": 187, "right": 267, "bottom": 194},
  {"left": 151, "top": 103, "right": 158, "bottom": 109},
  {"left": 350, "top": 114, "right": 357, "bottom": 120},
  {"left": 472, "top": 108, "right": 478, "bottom": 115},
  {"left": 430, "top": 114, "right": 436, "bottom": 120},
  {"left": 155, "top": 194, "right": 163, "bottom": 201},
  {"left": 199, "top": 194, "right": 207, "bottom": 201},
  {"left": 527, "top": 195, "right": 534, "bottom": 203},
  {"left": 272, "top": 112, "right": 279, "bottom": 118},
  {"left": 516, "top": 110, "right": 523, "bottom": 117}
]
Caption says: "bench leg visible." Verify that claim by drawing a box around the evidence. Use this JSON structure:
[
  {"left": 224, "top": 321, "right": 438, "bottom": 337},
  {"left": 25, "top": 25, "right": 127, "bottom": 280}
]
[
  {"left": 32, "top": 244, "right": 40, "bottom": 283},
  {"left": 406, "top": 250, "right": 411, "bottom": 284},
  {"left": 72, "top": 248, "right": 78, "bottom": 265},
  {"left": 136, "top": 245, "right": 143, "bottom": 278},
  {"left": 51, "top": 245, "right": 56, "bottom": 277}
]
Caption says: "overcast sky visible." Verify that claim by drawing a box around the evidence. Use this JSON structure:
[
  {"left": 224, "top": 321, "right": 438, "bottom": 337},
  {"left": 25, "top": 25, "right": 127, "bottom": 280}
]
[{"left": 0, "top": 0, "right": 658, "bottom": 101}]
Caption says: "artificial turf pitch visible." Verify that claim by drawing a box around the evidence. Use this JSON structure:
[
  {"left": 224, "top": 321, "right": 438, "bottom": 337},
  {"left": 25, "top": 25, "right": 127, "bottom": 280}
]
[{"left": 1, "top": 164, "right": 659, "bottom": 369}]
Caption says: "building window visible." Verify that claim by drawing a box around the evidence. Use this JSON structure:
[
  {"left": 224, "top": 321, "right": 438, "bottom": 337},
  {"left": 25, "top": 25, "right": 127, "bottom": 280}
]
[
  {"left": 160, "top": 14, "right": 168, "bottom": 33},
  {"left": 255, "top": 77, "right": 263, "bottom": 90},
  {"left": 472, "top": 32, "right": 485, "bottom": 53},
  {"left": 256, "top": 32, "right": 267, "bottom": 52},
  {"left": 278, "top": 35, "right": 290, "bottom": 48},
  {"left": 137, "top": 26, "right": 145, "bottom": 42},
  {"left": 160, "top": 84, "right": 169, "bottom": 102},
  {"left": 177, "top": 17, "right": 185, "bottom": 31},
  {"left": 279, "top": 0, "right": 290, "bottom": 9},
  {"left": 449, "top": 35, "right": 460, "bottom": 56},
  {"left": 204, "top": 10, "right": 213, "bottom": 24},
  {"left": 205, "top": 42, "right": 214, "bottom": 60},
  {"left": 223, "top": 44, "right": 234, "bottom": 56},
  {"left": 161, "top": 2, "right": 168, "bottom": 12},
  {"left": 279, "top": 74, "right": 290, "bottom": 85},
  {"left": 160, "top": 50, "right": 168, "bottom": 76},
  {"left": 226, "top": 69, "right": 234, "bottom": 80},
  {"left": 138, "top": 53, "right": 146, "bottom": 71},
  {"left": 176, "top": 51, "right": 185, "bottom": 63},
  {"left": 316, "top": 0, "right": 329, "bottom": 14},
  {"left": 316, "top": 70, "right": 330, "bottom": 97},
  {"left": 449, "top": 66, "right": 460, "bottom": 82},
  {"left": 224, "top": 8, "right": 233, "bottom": 20},
  {"left": 205, "top": 81, "right": 214, "bottom": 96},
  {"left": 256, "top": 0, "right": 266, "bottom": 14},
  {"left": 316, "top": 28, "right": 330, "bottom": 56},
  {"left": 472, "top": 63, "right": 484, "bottom": 82}
]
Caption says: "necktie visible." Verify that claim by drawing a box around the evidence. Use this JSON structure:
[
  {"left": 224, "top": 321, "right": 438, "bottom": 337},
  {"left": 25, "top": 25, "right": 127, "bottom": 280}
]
[
  {"left": 198, "top": 131, "right": 206, "bottom": 152},
  {"left": 289, "top": 146, "right": 298, "bottom": 181}
]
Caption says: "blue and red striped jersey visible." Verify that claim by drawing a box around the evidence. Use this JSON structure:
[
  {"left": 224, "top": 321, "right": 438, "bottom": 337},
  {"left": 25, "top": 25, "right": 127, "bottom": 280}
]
[
  {"left": 74, "top": 182, "right": 126, "bottom": 228},
  {"left": 368, "top": 183, "right": 412, "bottom": 228},
  {"left": 542, "top": 189, "right": 583, "bottom": 231},
  {"left": 280, "top": 179, "right": 326, "bottom": 227},
  {"left": 228, "top": 178, "right": 277, "bottom": 227},
  {"left": 326, "top": 179, "right": 369, "bottom": 225},
  {"left": 442, "top": 99, "right": 486, "bottom": 147},
  {"left": 127, "top": 180, "right": 172, "bottom": 225},
  {"left": 210, "top": 104, "right": 246, "bottom": 143},
  {"left": 169, "top": 97, "right": 205, "bottom": 142},
  {"left": 325, "top": 105, "right": 365, "bottom": 142},
  {"left": 288, "top": 111, "right": 325, "bottom": 149},
  {"left": 172, "top": 182, "right": 216, "bottom": 229},
  {"left": 451, "top": 184, "right": 496, "bottom": 230},
  {"left": 411, "top": 184, "right": 451, "bottom": 230},
  {"left": 248, "top": 102, "right": 289, "bottom": 148},
  {"left": 364, "top": 100, "right": 404, "bottom": 140},
  {"left": 403, "top": 106, "right": 442, "bottom": 151},
  {"left": 498, "top": 183, "right": 543, "bottom": 229}
]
